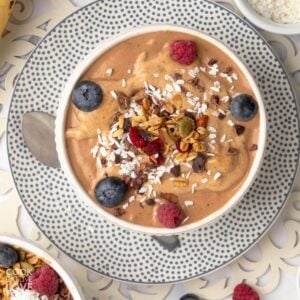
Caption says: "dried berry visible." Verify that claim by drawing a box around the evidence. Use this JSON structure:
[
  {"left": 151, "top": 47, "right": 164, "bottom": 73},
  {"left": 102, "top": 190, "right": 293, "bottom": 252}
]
[
  {"left": 197, "top": 115, "right": 209, "bottom": 128},
  {"left": 170, "top": 165, "right": 181, "bottom": 177},
  {"left": 143, "top": 139, "right": 164, "bottom": 156},
  {"left": 192, "top": 154, "right": 207, "bottom": 172},
  {"left": 179, "top": 116, "right": 195, "bottom": 137},
  {"left": 129, "top": 126, "right": 148, "bottom": 148},
  {"left": 234, "top": 124, "right": 245, "bottom": 135}
]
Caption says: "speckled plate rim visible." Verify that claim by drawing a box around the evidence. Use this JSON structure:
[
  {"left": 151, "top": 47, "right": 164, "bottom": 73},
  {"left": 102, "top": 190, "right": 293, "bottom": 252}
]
[{"left": 6, "top": 0, "right": 300, "bottom": 284}]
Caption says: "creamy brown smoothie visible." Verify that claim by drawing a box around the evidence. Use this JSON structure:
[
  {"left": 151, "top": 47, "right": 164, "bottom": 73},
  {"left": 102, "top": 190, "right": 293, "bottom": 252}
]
[{"left": 65, "top": 31, "right": 260, "bottom": 228}]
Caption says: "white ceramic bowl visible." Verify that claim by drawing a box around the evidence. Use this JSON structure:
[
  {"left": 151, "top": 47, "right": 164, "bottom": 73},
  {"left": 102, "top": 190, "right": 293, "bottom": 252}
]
[
  {"left": 56, "top": 24, "right": 267, "bottom": 236},
  {"left": 0, "top": 234, "right": 83, "bottom": 299},
  {"left": 234, "top": 0, "right": 300, "bottom": 35}
]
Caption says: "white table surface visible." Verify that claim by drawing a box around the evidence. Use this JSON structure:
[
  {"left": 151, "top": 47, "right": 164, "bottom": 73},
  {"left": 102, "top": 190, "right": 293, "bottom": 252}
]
[{"left": 0, "top": 0, "right": 300, "bottom": 299}]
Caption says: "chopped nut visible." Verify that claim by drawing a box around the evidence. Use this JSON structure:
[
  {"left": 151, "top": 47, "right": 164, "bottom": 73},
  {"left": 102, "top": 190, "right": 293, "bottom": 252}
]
[
  {"left": 123, "top": 118, "right": 132, "bottom": 133},
  {"left": 171, "top": 94, "right": 183, "bottom": 108},
  {"left": 143, "top": 98, "right": 150, "bottom": 111},
  {"left": 193, "top": 142, "right": 207, "bottom": 153},
  {"left": 118, "top": 115, "right": 125, "bottom": 129},
  {"left": 160, "top": 192, "right": 179, "bottom": 203},
  {"left": 186, "top": 151, "right": 198, "bottom": 161},
  {"left": 175, "top": 152, "right": 189, "bottom": 162},
  {"left": 172, "top": 177, "right": 189, "bottom": 187},
  {"left": 116, "top": 92, "right": 130, "bottom": 110},
  {"left": 112, "top": 128, "right": 124, "bottom": 138},
  {"left": 165, "top": 102, "right": 175, "bottom": 114}
]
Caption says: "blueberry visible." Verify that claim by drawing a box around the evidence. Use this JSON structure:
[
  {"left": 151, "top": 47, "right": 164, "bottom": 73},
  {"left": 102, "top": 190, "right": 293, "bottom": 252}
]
[
  {"left": 71, "top": 80, "right": 103, "bottom": 112},
  {"left": 0, "top": 244, "right": 18, "bottom": 268},
  {"left": 95, "top": 176, "right": 128, "bottom": 208},
  {"left": 180, "top": 293, "right": 200, "bottom": 300},
  {"left": 230, "top": 94, "right": 257, "bottom": 121}
]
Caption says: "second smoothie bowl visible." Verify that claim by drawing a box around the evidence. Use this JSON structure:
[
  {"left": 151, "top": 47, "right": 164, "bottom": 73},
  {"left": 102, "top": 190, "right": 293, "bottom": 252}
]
[{"left": 55, "top": 25, "right": 266, "bottom": 235}]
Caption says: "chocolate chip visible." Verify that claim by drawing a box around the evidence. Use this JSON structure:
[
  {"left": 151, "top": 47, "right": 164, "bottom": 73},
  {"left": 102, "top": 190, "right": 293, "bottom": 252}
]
[
  {"left": 218, "top": 112, "right": 226, "bottom": 120},
  {"left": 159, "top": 193, "right": 179, "bottom": 204},
  {"left": 224, "top": 66, "right": 233, "bottom": 74},
  {"left": 208, "top": 58, "right": 217, "bottom": 66},
  {"left": 211, "top": 95, "right": 220, "bottom": 108},
  {"left": 114, "top": 207, "right": 125, "bottom": 217},
  {"left": 250, "top": 144, "right": 258, "bottom": 151},
  {"left": 180, "top": 85, "right": 188, "bottom": 94},
  {"left": 146, "top": 198, "right": 155, "bottom": 206},
  {"left": 234, "top": 124, "right": 245, "bottom": 135},
  {"left": 100, "top": 158, "right": 107, "bottom": 167},
  {"left": 227, "top": 147, "right": 239, "bottom": 155},
  {"left": 123, "top": 118, "right": 132, "bottom": 133},
  {"left": 170, "top": 165, "right": 181, "bottom": 177},
  {"left": 187, "top": 77, "right": 199, "bottom": 86},
  {"left": 131, "top": 174, "right": 148, "bottom": 190},
  {"left": 116, "top": 92, "right": 130, "bottom": 110},
  {"left": 192, "top": 154, "right": 207, "bottom": 173},
  {"left": 174, "top": 73, "right": 182, "bottom": 80},
  {"left": 114, "top": 154, "right": 121, "bottom": 164},
  {"left": 112, "top": 111, "right": 121, "bottom": 123}
]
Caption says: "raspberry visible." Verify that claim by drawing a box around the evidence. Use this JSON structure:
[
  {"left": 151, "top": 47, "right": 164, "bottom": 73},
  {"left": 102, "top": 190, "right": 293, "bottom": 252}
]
[
  {"left": 170, "top": 40, "right": 197, "bottom": 65},
  {"left": 233, "top": 283, "right": 260, "bottom": 300},
  {"left": 157, "top": 203, "right": 184, "bottom": 228},
  {"left": 143, "top": 138, "right": 163, "bottom": 156},
  {"left": 129, "top": 127, "right": 148, "bottom": 148},
  {"left": 29, "top": 265, "right": 59, "bottom": 296}
]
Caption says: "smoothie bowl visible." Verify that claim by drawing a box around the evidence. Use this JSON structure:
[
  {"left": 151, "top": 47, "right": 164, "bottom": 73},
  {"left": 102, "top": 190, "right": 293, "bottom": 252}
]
[
  {"left": 0, "top": 234, "right": 83, "bottom": 299},
  {"left": 56, "top": 24, "right": 266, "bottom": 235}
]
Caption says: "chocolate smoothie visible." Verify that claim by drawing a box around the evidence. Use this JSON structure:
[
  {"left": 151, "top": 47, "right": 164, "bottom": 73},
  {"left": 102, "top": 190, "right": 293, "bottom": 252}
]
[{"left": 65, "top": 31, "right": 260, "bottom": 228}]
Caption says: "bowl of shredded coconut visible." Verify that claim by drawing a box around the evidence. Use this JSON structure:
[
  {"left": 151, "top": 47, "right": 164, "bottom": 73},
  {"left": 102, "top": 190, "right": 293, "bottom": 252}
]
[{"left": 234, "top": 0, "right": 300, "bottom": 34}]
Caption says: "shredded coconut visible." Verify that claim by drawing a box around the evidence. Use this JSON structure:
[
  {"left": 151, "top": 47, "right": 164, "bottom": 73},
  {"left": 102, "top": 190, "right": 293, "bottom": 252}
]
[
  {"left": 9, "top": 288, "right": 48, "bottom": 300},
  {"left": 248, "top": 0, "right": 300, "bottom": 23}
]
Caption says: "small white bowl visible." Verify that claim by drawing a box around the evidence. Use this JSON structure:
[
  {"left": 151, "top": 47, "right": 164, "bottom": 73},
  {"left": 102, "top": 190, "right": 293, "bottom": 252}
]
[
  {"left": 0, "top": 234, "right": 83, "bottom": 299},
  {"left": 55, "top": 24, "right": 267, "bottom": 236},
  {"left": 234, "top": 0, "right": 300, "bottom": 35}
]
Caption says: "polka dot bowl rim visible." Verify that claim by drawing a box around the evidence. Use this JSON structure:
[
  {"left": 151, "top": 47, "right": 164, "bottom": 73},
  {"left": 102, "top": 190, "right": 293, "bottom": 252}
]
[
  {"left": 0, "top": 234, "right": 84, "bottom": 299},
  {"left": 55, "top": 24, "right": 267, "bottom": 236},
  {"left": 234, "top": 0, "right": 300, "bottom": 35}
]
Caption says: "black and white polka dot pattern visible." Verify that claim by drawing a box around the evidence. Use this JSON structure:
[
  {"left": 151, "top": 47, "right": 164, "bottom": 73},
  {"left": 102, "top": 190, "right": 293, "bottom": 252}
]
[{"left": 7, "top": 0, "right": 299, "bottom": 283}]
